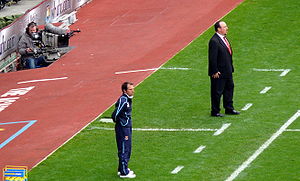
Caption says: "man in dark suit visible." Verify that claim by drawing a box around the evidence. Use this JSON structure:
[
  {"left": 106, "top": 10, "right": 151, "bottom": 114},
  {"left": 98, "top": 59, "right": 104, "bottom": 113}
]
[{"left": 208, "top": 21, "right": 240, "bottom": 117}]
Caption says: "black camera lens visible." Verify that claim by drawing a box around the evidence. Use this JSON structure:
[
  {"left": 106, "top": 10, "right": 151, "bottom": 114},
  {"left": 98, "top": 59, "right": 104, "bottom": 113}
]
[{"left": 31, "top": 32, "right": 40, "bottom": 40}]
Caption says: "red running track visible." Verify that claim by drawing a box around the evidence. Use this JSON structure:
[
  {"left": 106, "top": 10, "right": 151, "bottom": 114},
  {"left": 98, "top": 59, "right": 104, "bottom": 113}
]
[{"left": 0, "top": 0, "right": 243, "bottom": 174}]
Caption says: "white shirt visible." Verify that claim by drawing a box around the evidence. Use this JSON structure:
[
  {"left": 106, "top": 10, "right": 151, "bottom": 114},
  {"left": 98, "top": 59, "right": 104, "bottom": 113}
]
[{"left": 216, "top": 32, "right": 229, "bottom": 48}]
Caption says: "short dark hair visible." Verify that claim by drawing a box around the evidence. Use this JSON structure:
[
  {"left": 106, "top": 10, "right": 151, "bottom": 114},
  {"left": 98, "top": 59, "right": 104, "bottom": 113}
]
[
  {"left": 214, "top": 21, "right": 221, "bottom": 32},
  {"left": 121, "top": 82, "right": 133, "bottom": 92}
]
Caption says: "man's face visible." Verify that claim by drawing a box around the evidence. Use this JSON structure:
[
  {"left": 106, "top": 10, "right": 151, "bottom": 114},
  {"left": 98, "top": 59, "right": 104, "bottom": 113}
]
[
  {"left": 218, "top": 21, "right": 228, "bottom": 35},
  {"left": 29, "top": 25, "right": 37, "bottom": 33},
  {"left": 125, "top": 84, "right": 134, "bottom": 97}
]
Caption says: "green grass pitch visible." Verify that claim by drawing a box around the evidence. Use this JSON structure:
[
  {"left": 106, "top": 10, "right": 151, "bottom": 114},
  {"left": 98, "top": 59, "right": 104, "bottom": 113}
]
[{"left": 29, "top": 0, "right": 300, "bottom": 180}]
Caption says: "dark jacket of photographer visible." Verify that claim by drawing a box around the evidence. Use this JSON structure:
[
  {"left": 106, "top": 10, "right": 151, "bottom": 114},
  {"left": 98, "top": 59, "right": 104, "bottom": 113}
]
[{"left": 18, "top": 33, "right": 41, "bottom": 60}]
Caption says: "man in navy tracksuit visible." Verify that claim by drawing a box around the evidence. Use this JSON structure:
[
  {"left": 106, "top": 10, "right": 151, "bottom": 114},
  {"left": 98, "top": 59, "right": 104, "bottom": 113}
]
[{"left": 112, "top": 82, "right": 136, "bottom": 178}]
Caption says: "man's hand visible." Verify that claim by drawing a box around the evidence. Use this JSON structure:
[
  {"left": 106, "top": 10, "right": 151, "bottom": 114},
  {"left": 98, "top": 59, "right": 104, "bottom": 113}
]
[
  {"left": 26, "top": 48, "right": 33, "bottom": 52},
  {"left": 212, "top": 72, "right": 221, "bottom": 78}
]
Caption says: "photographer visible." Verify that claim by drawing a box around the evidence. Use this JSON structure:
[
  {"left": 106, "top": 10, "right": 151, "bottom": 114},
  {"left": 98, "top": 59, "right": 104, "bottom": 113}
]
[{"left": 18, "top": 22, "right": 47, "bottom": 69}]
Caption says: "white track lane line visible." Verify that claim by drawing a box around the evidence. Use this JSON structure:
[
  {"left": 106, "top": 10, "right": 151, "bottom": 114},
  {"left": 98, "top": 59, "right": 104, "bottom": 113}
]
[
  {"left": 241, "top": 103, "right": 253, "bottom": 111},
  {"left": 171, "top": 166, "right": 184, "bottom": 174},
  {"left": 17, "top": 77, "right": 68, "bottom": 84},
  {"left": 115, "top": 68, "right": 157, "bottom": 74},
  {"left": 260, "top": 87, "right": 272, "bottom": 94},
  {"left": 225, "top": 110, "right": 300, "bottom": 181},
  {"left": 193, "top": 145, "right": 206, "bottom": 153}
]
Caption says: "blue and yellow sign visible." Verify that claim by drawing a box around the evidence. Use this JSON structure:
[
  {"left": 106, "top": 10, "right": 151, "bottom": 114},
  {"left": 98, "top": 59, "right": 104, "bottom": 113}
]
[{"left": 3, "top": 165, "right": 28, "bottom": 181}]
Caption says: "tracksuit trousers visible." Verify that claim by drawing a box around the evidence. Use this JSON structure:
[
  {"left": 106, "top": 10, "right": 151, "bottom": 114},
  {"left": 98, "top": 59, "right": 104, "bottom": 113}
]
[{"left": 115, "top": 125, "right": 132, "bottom": 175}]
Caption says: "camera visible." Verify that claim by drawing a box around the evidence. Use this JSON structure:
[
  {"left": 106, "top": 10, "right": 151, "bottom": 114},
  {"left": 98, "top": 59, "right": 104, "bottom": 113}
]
[
  {"left": 30, "top": 32, "right": 41, "bottom": 40},
  {"left": 28, "top": 24, "right": 80, "bottom": 62}
]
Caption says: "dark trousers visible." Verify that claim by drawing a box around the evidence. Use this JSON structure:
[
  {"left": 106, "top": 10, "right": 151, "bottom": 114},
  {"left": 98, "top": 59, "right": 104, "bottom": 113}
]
[
  {"left": 210, "top": 77, "right": 234, "bottom": 114},
  {"left": 115, "top": 125, "right": 132, "bottom": 175}
]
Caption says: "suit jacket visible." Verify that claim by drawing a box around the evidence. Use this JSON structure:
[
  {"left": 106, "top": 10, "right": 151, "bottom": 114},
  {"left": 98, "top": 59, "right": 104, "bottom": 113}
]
[{"left": 208, "top": 33, "right": 234, "bottom": 78}]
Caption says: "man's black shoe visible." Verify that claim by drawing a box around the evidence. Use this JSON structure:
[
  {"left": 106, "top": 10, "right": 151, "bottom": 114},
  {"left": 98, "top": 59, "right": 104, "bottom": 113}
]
[
  {"left": 211, "top": 113, "right": 224, "bottom": 117},
  {"left": 225, "top": 110, "right": 240, "bottom": 115}
]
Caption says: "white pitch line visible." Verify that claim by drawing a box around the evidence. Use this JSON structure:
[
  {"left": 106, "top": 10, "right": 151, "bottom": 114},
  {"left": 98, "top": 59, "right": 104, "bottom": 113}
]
[
  {"left": 17, "top": 77, "right": 68, "bottom": 84},
  {"left": 225, "top": 110, "right": 300, "bottom": 181},
  {"left": 115, "top": 67, "right": 190, "bottom": 74},
  {"left": 260, "top": 87, "right": 272, "bottom": 94},
  {"left": 160, "top": 67, "right": 190, "bottom": 70},
  {"left": 171, "top": 166, "right": 184, "bottom": 174},
  {"left": 241, "top": 103, "right": 253, "bottom": 111},
  {"left": 193, "top": 145, "right": 206, "bottom": 153},
  {"left": 214, "top": 123, "right": 231, "bottom": 136},
  {"left": 134, "top": 128, "right": 217, "bottom": 132},
  {"left": 88, "top": 126, "right": 218, "bottom": 132},
  {"left": 280, "top": 69, "right": 291, "bottom": 76},
  {"left": 99, "top": 118, "right": 114, "bottom": 123},
  {"left": 90, "top": 124, "right": 231, "bottom": 135},
  {"left": 253, "top": 68, "right": 291, "bottom": 77},
  {"left": 253, "top": 68, "right": 286, "bottom": 72},
  {"left": 285, "top": 129, "right": 300, "bottom": 132}
]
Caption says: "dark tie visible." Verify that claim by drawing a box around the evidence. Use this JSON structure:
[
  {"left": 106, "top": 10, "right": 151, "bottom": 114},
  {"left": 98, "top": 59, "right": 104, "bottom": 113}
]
[{"left": 223, "top": 36, "right": 232, "bottom": 55}]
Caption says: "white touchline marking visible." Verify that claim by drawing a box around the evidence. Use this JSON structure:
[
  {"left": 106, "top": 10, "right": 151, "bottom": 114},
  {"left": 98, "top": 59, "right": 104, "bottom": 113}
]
[
  {"left": 134, "top": 128, "right": 216, "bottom": 132},
  {"left": 225, "top": 110, "right": 300, "bottom": 181},
  {"left": 171, "top": 166, "right": 184, "bottom": 174},
  {"left": 88, "top": 127, "right": 218, "bottom": 132},
  {"left": 285, "top": 129, "right": 300, "bottom": 132},
  {"left": 253, "top": 68, "right": 285, "bottom": 72},
  {"left": 253, "top": 68, "right": 291, "bottom": 77},
  {"left": 193, "top": 145, "right": 206, "bottom": 153},
  {"left": 280, "top": 69, "right": 291, "bottom": 76},
  {"left": 241, "top": 103, "right": 253, "bottom": 111},
  {"left": 160, "top": 67, "right": 190, "bottom": 70},
  {"left": 90, "top": 124, "right": 231, "bottom": 135},
  {"left": 99, "top": 118, "right": 114, "bottom": 123},
  {"left": 115, "top": 67, "right": 190, "bottom": 74},
  {"left": 17, "top": 77, "right": 68, "bottom": 84},
  {"left": 260, "top": 87, "right": 272, "bottom": 94},
  {"left": 214, "top": 123, "right": 231, "bottom": 136}
]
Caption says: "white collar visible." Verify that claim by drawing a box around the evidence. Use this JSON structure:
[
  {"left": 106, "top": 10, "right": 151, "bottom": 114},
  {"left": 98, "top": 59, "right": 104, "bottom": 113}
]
[
  {"left": 125, "top": 93, "right": 133, "bottom": 99},
  {"left": 216, "top": 32, "right": 225, "bottom": 39}
]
